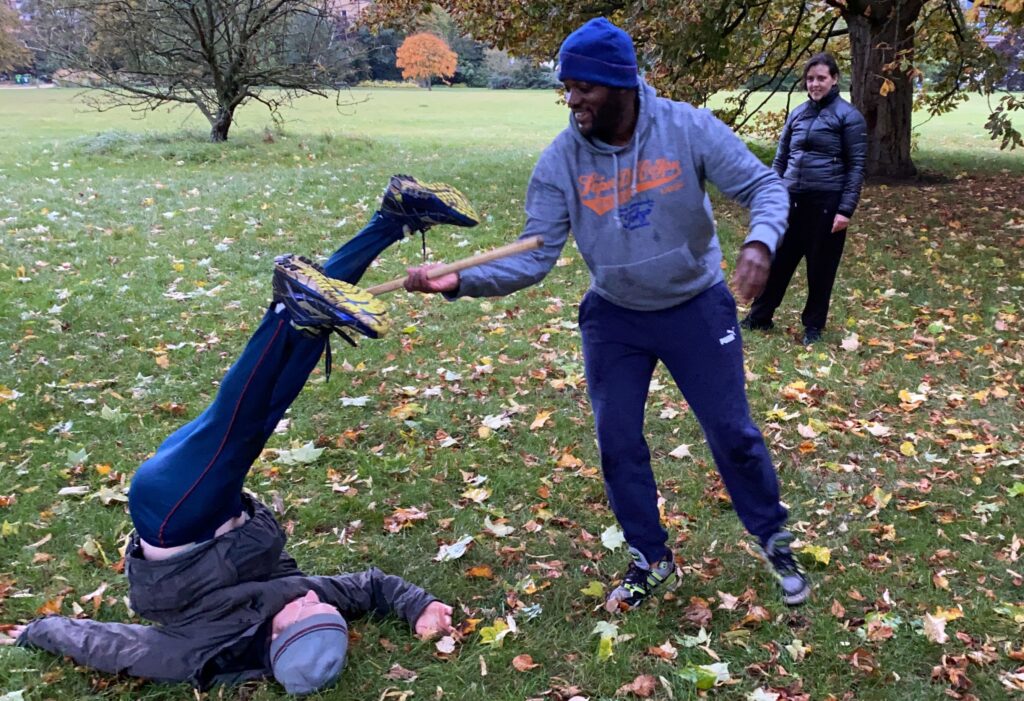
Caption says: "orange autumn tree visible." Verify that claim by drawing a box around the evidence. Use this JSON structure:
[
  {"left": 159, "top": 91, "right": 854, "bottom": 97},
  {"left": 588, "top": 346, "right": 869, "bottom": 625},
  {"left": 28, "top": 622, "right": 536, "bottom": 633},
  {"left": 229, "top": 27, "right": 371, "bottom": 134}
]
[{"left": 395, "top": 32, "right": 457, "bottom": 89}]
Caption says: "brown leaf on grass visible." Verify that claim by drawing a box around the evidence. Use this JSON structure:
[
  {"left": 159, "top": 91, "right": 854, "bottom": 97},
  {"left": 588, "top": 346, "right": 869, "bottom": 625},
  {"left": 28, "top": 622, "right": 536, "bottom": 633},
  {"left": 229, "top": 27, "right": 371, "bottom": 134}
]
[
  {"left": 865, "top": 620, "right": 895, "bottom": 642},
  {"left": 32, "top": 552, "right": 54, "bottom": 564},
  {"left": 384, "top": 663, "right": 418, "bottom": 681},
  {"left": 615, "top": 674, "right": 658, "bottom": 697},
  {"left": 647, "top": 640, "right": 678, "bottom": 660},
  {"left": 831, "top": 599, "right": 846, "bottom": 618},
  {"left": 739, "top": 605, "right": 772, "bottom": 628},
  {"left": 512, "top": 654, "right": 539, "bottom": 671},
  {"left": 79, "top": 582, "right": 108, "bottom": 612},
  {"left": 466, "top": 565, "right": 494, "bottom": 579},
  {"left": 717, "top": 590, "right": 740, "bottom": 610},
  {"left": 383, "top": 507, "right": 428, "bottom": 533},
  {"left": 37, "top": 595, "right": 64, "bottom": 616},
  {"left": 931, "top": 654, "right": 972, "bottom": 690},
  {"left": 683, "top": 596, "right": 713, "bottom": 627},
  {"left": 843, "top": 647, "right": 878, "bottom": 675},
  {"left": 0, "top": 495, "right": 16, "bottom": 508}
]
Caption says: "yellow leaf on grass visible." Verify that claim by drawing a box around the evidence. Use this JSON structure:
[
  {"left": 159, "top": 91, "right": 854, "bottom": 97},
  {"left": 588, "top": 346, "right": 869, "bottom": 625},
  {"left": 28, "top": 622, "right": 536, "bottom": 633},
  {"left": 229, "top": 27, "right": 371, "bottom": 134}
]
[
  {"left": 597, "top": 635, "right": 614, "bottom": 661},
  {"left": 933, "top": 606, "right": 964, "bottom": 621},
  {"left": 900, "top": 441, "right": 917, "bottom": 457},
  {"left": 530, "top": 410, "right": 553, "bottom": 430},
  {"left": 557, "top": 452, "right": 583, "bottom": 468},
  {"left": 801, "top": 544, "right": 831, "bottom": 565},
  {"left": 389, "top": 403, "right": 424, "bottom": 420},
  {"left": 461, "top": 487, "right": 490, "bottom": 503},
  {"left": 466, "top": 565, "right": 494, "bottom": 579}
]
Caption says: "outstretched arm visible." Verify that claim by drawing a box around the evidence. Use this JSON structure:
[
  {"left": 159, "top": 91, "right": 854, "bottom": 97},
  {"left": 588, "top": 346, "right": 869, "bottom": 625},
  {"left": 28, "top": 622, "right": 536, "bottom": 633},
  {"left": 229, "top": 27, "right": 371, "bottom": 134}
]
[
  {"left": 405, "top": 160, "right": 571, "bottom": 299},
  {"left": 306, "top": 567, "right": 448, "bottom": 636},
  {"left": 5, "top": 617, "right": 187, "bottom": 683}
]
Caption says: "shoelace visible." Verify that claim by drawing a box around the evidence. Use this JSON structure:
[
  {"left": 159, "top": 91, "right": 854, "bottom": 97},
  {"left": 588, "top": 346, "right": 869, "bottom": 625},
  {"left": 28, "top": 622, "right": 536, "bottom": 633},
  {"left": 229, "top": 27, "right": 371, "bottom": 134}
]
[
  {"left": 320, "top": 326, "right": 358, "bottom": 382},
  {"left": 622, "top": 562, "right": 651, "bottom": 587},
  {"left": 769, "top": 547, "right": 802, "bottom": 575}
]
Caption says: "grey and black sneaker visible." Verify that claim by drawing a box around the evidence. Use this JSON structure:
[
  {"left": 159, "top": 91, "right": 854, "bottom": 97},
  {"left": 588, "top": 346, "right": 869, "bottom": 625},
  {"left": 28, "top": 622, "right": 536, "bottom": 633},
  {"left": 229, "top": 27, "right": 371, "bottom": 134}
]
[
  {"left": 760, "top": 531, "right": 811, "bottom": 606},
  {"left": 801, "top": 327, "right": 823, "bottom": 345},
  {"left": 604, "top": 547, "right": 677, "bottom": 612}
]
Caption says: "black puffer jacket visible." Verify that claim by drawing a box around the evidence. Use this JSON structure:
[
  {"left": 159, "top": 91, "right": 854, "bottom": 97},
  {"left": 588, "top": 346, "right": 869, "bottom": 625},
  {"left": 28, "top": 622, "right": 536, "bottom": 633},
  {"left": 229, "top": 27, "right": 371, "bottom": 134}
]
[
  {"left": 19, "top": 497, "right": 437, "bottom": 690},
  {"left": 773, "top": 86, "right": 867, "bottom": 217}
]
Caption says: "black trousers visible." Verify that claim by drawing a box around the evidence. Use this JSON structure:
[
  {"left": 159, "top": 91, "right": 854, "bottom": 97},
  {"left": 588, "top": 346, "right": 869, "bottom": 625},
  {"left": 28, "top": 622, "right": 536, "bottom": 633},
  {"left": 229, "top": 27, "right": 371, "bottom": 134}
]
[{"left": 748, "top": 191, "right": 845, "bottom": 331}]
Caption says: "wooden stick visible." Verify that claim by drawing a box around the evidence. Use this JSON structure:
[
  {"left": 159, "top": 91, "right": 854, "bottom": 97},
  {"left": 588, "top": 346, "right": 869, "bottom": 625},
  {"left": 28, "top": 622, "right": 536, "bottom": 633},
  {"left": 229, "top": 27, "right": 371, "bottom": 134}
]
[{"left": 365, "top": 235, "right": 544, "bottom": 296}]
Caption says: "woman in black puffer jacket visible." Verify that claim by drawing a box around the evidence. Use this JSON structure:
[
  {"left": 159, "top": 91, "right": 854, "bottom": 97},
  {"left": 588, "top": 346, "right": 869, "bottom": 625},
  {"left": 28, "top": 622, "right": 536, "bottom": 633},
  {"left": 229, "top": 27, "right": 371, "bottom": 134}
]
[{"left": 743, "top": 53, "right": 867, "bottom": 345}]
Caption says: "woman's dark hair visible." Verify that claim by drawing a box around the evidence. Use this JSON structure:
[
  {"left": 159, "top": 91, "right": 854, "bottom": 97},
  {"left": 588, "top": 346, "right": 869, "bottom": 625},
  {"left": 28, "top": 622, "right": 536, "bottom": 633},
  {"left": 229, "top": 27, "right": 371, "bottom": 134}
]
[{"left": 803, "top": 52, "right": 840, "bottom": 80}]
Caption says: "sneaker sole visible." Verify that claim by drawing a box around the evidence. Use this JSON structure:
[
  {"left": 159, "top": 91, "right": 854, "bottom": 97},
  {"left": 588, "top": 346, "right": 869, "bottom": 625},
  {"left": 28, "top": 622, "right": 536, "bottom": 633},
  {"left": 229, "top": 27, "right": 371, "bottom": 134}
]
[
  {"left": 275, "top": 256, "right": 389, "bottom": 338},
  {"left": 384, "top": 175, "right": 479, "bottom": 227}
]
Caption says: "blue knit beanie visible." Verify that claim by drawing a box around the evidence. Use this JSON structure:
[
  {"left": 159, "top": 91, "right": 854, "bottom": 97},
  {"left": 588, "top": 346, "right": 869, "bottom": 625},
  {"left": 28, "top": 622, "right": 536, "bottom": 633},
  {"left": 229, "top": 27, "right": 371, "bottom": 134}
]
[
  {"left": 558, "top": 17, "right": 638, "bottom": 89},
  {"left": 270, "top": 612, "right": 348, "bottom": 695}
]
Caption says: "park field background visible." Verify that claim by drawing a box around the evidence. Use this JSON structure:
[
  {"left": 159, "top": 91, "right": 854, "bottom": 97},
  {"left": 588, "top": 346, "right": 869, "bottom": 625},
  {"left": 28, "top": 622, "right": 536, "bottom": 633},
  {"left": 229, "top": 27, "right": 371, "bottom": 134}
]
[{"left": 0, "top": 87, "right": 1022, "bottom": 700}]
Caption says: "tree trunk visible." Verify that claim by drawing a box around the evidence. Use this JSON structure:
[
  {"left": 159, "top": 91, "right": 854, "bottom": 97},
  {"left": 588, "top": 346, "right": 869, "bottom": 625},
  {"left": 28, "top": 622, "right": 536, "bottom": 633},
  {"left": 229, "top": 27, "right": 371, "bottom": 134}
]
[
  {"left": 209, "top": 106, "right": 234, "bottom": 142},
  {"left": 846, "top": 0, "right": 925, "bottom": 179}
]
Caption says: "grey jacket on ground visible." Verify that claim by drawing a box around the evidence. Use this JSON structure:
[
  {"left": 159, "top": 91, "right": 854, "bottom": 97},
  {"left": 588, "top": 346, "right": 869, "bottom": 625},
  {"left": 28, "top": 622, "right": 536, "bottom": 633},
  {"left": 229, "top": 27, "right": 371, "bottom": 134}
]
[
  {"left": 772, "top": 85, "right": 868, "bottom": 217},
  {"left": 453, "top": 78, "right": 789, "bottom": 311},
  {"left": 18, "top": 497, "right": 436, "bottom": 690}
]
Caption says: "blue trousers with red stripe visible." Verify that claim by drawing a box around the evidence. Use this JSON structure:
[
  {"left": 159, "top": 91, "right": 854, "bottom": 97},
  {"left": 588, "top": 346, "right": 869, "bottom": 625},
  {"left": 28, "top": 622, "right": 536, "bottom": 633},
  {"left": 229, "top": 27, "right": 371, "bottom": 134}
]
[
  {"left": 128, "top": 213, "right": 405, "bottom": 547},
  {"left": 579, "top": 282, "right": 788, "bottom": 563}
]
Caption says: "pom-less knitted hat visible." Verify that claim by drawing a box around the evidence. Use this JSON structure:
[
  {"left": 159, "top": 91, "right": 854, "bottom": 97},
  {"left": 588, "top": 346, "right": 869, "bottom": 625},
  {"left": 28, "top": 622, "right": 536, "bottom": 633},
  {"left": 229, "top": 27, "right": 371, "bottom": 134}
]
[
  {"left": 557, "top": 17, "right": 639, "bottom": 89},
  {"left": 270, "top": 612, "right": 348, "bottom": 695}
]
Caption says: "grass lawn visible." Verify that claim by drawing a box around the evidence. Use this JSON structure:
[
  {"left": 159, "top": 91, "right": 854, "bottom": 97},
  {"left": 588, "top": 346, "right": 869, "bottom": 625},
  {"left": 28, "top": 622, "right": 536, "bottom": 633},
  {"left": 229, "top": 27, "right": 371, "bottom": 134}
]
[{"left": 0, "top": 87, "right": 1022, "bottom": 701}]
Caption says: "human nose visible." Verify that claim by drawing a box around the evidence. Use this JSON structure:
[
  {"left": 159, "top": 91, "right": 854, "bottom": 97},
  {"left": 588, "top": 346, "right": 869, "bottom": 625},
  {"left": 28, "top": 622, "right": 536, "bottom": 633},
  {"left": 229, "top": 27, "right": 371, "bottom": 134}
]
[{"left": 566, "top": 90, "right": 579, "bottom": 107}]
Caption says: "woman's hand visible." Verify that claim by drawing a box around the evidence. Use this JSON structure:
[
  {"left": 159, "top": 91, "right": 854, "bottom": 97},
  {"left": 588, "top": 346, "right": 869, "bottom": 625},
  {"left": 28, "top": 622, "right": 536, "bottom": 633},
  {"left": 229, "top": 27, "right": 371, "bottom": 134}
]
[
  {"left": 832, "top": 214, "right": 850, "bottom": 233},
  {"left": 414, "top": 601, "right": 453, "bottom": 639}
]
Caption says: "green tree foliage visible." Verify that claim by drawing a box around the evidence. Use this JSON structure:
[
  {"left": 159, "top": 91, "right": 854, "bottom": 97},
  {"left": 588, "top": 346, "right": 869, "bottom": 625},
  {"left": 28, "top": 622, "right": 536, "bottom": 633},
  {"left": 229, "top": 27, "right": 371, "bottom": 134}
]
[
  {"left": 0, "top": 1, "right": 29, "bottom": 72},
  {"left": 24, "top": 0, "right": 365, "bottom": 141},
  {"left": 370, "top": 0, "right": 1023, "bottom": 177}
]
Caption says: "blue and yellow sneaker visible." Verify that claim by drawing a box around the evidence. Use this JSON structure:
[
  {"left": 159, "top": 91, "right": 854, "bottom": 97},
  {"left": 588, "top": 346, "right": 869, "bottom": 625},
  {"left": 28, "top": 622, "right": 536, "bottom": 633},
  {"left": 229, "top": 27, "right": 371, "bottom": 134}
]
[
  {"left": 380, "top": 174, "right": 480, "bottom": 233},
  {"left": 604, "top": 547, "right": 678, "bottom": 612},
  {"left": 759, "top": 531, "right": 811, "bottom": 606},
  {"left": 273, "top": 254, "right": 389, "bottom": 340}
]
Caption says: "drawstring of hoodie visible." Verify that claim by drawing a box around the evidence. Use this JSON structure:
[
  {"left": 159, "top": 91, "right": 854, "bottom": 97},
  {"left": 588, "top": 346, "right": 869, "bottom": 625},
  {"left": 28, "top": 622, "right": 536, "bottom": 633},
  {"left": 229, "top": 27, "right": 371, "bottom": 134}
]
[
  {"left": 610, "top": 132, "right": 642, "bottom": 232},
  {"left": 612, "top": 152, "right": 621, "bottom": 229}
]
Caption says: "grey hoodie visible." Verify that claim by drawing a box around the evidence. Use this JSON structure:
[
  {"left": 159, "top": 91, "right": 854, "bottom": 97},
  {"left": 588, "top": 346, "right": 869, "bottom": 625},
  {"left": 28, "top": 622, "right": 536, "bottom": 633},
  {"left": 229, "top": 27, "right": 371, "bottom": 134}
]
[{"left": 455, "top": 79, "right": 789, "bottom": 311}]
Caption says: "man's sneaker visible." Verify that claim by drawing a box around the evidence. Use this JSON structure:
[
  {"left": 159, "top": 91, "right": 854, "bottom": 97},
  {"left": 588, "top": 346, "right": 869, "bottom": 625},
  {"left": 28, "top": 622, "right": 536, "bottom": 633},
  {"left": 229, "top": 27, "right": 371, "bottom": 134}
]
[
  {"left": 759, "top": 531, "right": 811, "bottom": 606},
  {"left": 740, "top": 316, "right": 774, "bottom": 332},
  {"left": 273, "top": 254, "right": 389, "bottom": 339},
  {"left": 380, "top": 174, "right": 480, "bottom": 233},
  {"left": 802, "top": 327, "right": 823, "bottom": 345},
  {"left": 604, "top": 547, "right": 677, "bottom": 612}
]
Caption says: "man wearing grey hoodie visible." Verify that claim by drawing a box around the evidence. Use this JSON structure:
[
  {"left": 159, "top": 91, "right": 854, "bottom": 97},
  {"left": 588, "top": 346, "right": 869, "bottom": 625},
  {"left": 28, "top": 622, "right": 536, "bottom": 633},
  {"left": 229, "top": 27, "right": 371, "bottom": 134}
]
[{"left": 404, "top": 18, "right": 810, "bottom": 609}]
